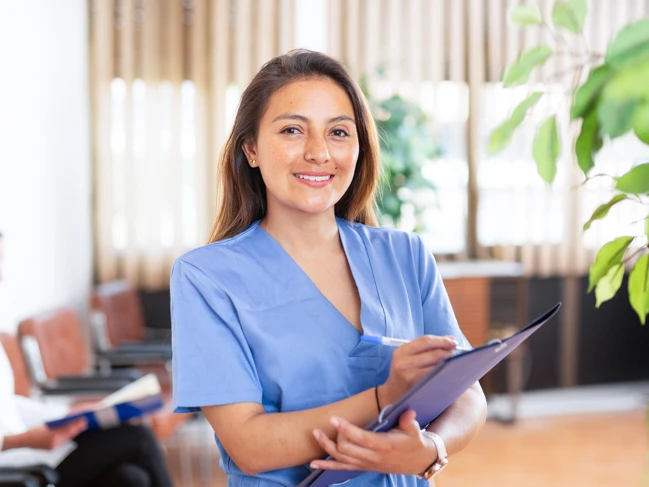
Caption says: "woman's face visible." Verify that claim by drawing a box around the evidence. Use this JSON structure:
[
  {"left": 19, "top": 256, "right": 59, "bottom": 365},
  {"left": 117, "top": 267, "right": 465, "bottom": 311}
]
[{"left": 243, "top": 77, "right": 360, "bottom": 219}]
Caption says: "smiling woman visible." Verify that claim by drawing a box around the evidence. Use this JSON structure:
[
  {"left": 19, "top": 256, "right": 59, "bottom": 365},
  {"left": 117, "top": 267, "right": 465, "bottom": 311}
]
[{"left": 170, "top": 50, "right": 487, "bottom": 487}]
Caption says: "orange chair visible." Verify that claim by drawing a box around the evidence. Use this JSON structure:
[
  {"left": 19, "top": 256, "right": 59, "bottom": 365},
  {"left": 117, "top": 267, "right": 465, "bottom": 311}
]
[
  {"left": 90, "top": 280, "right": 170, "bottom": 347},
  {"left": 1, "top": 331, "right": 185, "bottom": 442}
]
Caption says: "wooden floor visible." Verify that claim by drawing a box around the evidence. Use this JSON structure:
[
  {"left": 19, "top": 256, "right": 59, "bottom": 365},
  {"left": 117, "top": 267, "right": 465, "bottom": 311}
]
[{"left": 165, "top": 410, "right": 648, "bottom": 487}]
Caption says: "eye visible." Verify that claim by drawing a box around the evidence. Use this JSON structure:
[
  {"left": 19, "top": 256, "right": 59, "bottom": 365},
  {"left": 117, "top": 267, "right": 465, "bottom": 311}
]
[
  {"left": 331, "top": 129, "right": 349, "bottom": 137},
  {"left": 281, "top": 126, "right": 302, "bottom": 135}
]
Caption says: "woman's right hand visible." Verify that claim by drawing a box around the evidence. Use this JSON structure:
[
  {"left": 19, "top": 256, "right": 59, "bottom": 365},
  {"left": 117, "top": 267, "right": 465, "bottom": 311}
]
[
  {"left": 19, "top": 419, "right": 87, "bottom": 450},
  {"left": 378, "top": 335, "right": 459, "bottom": 408}
]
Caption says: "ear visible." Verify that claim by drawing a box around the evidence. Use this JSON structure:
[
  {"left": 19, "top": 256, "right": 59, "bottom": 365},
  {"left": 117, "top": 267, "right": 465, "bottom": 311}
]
[{"left": 242, "top": 138, "right": 258, "bottom": 166}]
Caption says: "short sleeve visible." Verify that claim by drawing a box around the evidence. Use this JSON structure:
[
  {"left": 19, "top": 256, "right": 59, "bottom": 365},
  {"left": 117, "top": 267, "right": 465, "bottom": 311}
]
[
  {"left": 416, "top": 235, "right": 471, "bottom": 349},
  {"left": 171, "top": 258, "right": 263, "bottom": 413}
]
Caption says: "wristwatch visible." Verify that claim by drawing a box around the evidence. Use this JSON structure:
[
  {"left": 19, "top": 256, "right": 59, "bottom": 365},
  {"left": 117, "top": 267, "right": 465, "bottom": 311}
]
[{"left": 417, "top": 431, "right": 449, "bottom": 480}]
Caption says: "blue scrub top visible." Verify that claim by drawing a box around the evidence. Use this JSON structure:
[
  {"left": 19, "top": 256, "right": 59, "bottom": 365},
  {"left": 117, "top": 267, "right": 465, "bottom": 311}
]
[{"left": 171, "top": 218, "right": 469, "bottom": 487}]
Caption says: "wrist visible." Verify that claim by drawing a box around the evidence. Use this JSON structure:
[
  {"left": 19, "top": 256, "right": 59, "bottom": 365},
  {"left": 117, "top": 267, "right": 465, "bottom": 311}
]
[
  {"left": 3, "top": 431, "right": 29, "bottom": 451},
  {"left": 418, "top": 431, "right": 449, "bottom": 479},
  {"left": 376, "top": 384, "right": 389, "bottom": 411}
]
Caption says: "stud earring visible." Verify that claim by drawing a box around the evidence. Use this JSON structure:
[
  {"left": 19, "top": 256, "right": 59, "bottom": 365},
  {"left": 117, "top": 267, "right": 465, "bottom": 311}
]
[{"left": 250, "top": 160, "right": 256, "bottom": 166}]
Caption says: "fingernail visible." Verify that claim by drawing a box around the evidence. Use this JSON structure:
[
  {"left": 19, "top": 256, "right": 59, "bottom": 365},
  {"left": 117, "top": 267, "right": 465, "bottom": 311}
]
[
  {"left": 310, "top": 462, "right": 317, "bottom": 469},
  {"left": 330, "top": 417, "right": 340, "bottom": 427},
  {"left": 312, "top": 430, "right": 320, "bottom": 440}
]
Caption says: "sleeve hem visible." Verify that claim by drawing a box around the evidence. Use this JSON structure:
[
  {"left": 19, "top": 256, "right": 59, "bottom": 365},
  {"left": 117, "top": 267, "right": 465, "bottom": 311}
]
[{"left": 173, "top": 389, "right": 263, "bottom": 413}]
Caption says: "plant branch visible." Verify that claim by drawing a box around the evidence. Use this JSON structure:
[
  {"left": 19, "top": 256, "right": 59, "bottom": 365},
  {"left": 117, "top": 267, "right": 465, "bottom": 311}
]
[
  {"left": 623, "top": 244, "right": 649, "bottom": 265},
  {"left": 580, "top": 173, "right": 618, "bottom": 186}
]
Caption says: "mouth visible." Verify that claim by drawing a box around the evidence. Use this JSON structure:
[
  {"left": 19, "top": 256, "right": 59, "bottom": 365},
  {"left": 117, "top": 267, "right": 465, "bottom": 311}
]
[{"left": 293, "top": 173, "right": 334, "bottom": 182}]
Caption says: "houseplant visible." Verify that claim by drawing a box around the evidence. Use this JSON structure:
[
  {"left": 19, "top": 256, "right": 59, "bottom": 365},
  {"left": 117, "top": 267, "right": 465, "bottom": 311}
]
[
  {"left": 362, "top": 79, "right": 440, "bottom": 230},
  {"left": 489, "top": 0, "right": 649, "bottom": 325}
]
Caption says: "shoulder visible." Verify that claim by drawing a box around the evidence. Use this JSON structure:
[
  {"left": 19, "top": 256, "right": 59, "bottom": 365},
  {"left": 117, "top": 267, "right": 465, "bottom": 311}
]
[
  {"left": 172, "top": 222, "right": 261, "bottom": 282},
  {"left": 340, "top": 218, "right": 423, "bottom": 256}
]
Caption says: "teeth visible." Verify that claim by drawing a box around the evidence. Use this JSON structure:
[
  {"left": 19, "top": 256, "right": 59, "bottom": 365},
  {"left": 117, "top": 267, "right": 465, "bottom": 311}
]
[{"left": 296, "top": 174, "right": 331, "bottom": 182}]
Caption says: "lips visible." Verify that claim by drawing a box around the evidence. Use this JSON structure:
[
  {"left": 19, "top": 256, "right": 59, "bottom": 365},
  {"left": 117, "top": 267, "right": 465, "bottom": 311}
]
[{"left": 294, "top": 173, "right": 333, "bottom": 182}]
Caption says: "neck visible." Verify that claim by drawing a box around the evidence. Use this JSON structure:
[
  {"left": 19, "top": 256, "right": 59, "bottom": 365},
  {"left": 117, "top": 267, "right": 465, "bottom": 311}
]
[{"left": 260, "top": 209, "right": 341, "bottom": 257}]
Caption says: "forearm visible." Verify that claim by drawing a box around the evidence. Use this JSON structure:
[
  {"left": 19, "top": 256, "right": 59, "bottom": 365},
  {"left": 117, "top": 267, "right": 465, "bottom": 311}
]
[
  {"left": 426, "top": 382, "right": 487, "bottom": 455},
  {"left": 1, "top": 431, "right": 32, "bottom": 451},
  {"left": 204, "top": 387, "right": 380, "bottom": 474}
]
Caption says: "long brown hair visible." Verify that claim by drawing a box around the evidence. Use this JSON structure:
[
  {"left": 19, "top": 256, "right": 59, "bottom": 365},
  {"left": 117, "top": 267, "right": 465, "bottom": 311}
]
[{"left": 208, "top": 49, "right": 381, "bottom": 242}]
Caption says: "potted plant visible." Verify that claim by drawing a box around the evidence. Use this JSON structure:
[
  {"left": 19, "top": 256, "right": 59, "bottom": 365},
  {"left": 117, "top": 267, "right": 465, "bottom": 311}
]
[
  {"left": 489, "top": 0, "right": 649, "bottom": 325},
  {"left": 362, "top": 79, "right": 440, "bottom": 231}
]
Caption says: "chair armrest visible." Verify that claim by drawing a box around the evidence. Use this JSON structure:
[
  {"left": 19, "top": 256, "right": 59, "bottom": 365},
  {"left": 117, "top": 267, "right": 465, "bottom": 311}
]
[
  {"left": 0, "top": 464, "right": 59, "bottom": 486},
  {"left": 113, "top": 344, "right": 171, "bottom": 356},
  {"left": 40, "top": 377, "right": 130, "bottom": 395},
  {"left": 96, "top": 349, "right": 171, "bottom": 367},
  {"left": 0, "top": 473, "right": 40, "bottom": 487}
]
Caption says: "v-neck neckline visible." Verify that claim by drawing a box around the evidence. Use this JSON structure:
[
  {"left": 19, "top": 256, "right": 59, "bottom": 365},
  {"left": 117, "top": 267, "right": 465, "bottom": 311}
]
[{"left": 254, "top": 218, "right": 367, "bottom": 336}]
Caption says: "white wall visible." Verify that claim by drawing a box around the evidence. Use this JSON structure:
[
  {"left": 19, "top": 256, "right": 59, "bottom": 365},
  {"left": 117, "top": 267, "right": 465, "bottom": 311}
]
[{"left": 0, "top": 0, "right": 92, "bottom": 333}]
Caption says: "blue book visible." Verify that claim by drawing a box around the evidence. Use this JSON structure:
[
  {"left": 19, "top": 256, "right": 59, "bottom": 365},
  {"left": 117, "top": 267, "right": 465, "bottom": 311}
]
[
  {"left": 45, "top": 373, "right": 164, "bottom": 430},
  {"left": 298, "top": 303, "right": 562, "bottom": 487}
]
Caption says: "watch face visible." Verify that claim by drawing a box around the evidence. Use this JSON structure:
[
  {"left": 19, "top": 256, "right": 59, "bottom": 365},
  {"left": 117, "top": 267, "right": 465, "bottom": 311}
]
[{"left": 424, "top": 457, "right": 449, "bottom": 479}]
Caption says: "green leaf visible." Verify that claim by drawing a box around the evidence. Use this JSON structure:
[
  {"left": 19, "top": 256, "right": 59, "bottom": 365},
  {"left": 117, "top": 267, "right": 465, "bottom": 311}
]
[
  {"left": 601, "top": 61, "right": 649, "bottom": 102},
  {"left": 571, "top": 65, "right": 613, "bottom": 119},
  {"left": 552, "top": 0, "right": 587, "bottom": 34},
  {"left": 615, "top": 163, "right": 649, "bottom": 194},
  {"left": 606, "top": 19, "right": 649, "bottom": 68},
  {"left": 628, "top": 254, "right": 649, "bottom": 325},
  {"left": 575, "top": 109, "right": 602, "bottom": 175},
  {"left": 597, "top": 98, "right": 641, "bottom": 139},
  {"left": 502, "top": 46, "right": 553, "bottom": 87},
  {"left": 583, "top": 194, "right": 629, "bottom": 231},
  {"left": 588, "top": 236, "right": 634, "bottom": 292},
  {"left": 633, "top": 104, "right": 649, "bottom": 144},
  {"left": 509, "top": 5, "right": 543, "bottom": 26},
  {"left": 533, "top": 116, "right": 560, "bottom": 183},
  {"left": 595, "top": 264, "right": 625, "bottom": 307},
  {"left": 488, "top": 92, "right": 543, "bottom": 154}
]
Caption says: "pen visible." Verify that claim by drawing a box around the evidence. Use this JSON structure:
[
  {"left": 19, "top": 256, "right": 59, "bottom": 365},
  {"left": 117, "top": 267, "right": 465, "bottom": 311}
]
[{"left": 360, "top": 335, "right": 472, "bottom": 352}]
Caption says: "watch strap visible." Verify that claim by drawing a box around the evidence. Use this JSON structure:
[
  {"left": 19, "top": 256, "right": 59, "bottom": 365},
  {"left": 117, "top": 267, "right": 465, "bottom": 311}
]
[{"left": 417, "top": 431, "right": 449, "bottom": 480}]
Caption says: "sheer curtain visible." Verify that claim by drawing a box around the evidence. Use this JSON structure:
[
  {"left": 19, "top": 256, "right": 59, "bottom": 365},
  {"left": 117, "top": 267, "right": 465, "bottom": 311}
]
[
  {"left": 328, "top": 0, "right": 649, "bottom": 276},
  {"left": 89, "top": 0, "right": 295, "bottom": 289}
]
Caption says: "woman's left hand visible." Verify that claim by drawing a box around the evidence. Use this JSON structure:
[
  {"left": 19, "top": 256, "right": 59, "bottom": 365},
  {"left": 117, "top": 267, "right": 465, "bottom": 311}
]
[{"left": 309, "top": 409, "right": 435, "bottom": 475}]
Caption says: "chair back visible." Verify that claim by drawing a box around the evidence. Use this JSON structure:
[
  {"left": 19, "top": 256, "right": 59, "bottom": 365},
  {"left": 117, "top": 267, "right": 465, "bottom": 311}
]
[
  {"left": 91, "top": 280, "right": 146, "bottom": 346},
  {"left": 0, "top": 332, "right": 32, "bottom": 397},
  {"left": 18, "top": 308, "right": 90, "bottom": 379}
]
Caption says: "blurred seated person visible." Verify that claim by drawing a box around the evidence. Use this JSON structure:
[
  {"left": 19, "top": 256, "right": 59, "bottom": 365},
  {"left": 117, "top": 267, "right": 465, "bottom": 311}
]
[{"left": 0, "top": 231, "right": 173, "bottom": 487}]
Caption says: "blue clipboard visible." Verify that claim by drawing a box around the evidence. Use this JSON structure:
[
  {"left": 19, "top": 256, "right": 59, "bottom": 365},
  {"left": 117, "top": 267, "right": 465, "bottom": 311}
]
[{"left": 298, "top": 302, "right": 562, "bottom": 487}]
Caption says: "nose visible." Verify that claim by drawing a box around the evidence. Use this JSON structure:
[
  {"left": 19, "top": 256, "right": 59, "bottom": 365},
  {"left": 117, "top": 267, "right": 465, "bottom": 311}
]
[{"left": 304, "top": 134, "right": 330, "bottom": 164}]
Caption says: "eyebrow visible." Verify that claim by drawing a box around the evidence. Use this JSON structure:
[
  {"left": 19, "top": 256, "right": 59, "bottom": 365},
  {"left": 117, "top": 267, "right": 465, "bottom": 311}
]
[{"left": 271, "top": 113, "right": 356, "bottom": 124}]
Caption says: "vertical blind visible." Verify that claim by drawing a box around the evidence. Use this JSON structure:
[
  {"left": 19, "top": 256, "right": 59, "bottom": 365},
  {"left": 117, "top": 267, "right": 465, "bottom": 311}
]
[{"left": 89, "top": 0, "right": 295, "bottom": 289}]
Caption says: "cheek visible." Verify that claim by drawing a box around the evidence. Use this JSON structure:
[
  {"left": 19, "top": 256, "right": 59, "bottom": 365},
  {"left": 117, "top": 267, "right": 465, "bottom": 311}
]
[{"left": 332, "top": 145, "right": 359, "bottom": 170}]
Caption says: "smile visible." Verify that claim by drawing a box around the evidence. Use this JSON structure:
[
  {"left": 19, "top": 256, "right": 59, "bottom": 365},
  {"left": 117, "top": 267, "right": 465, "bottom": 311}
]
[{"left": 294, "top": 174, "right": 333, "bottom": 182}]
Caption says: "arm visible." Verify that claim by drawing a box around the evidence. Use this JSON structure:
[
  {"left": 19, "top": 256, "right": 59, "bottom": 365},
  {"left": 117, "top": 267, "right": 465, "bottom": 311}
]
[
  {"left": 13, "top": 396, "right": 70, "bottom": 430},
  {"left": 203, "top": 335, "right": 458, "bottom": 475},
  {"left": 0, "top": 419, "right": 86, "bottom": 452},
  {"left": 309, "top": 347, "right": 486, "bottom": 476},
  {"left": 425, "top": 381, "right": 486, "bottom": 455}
]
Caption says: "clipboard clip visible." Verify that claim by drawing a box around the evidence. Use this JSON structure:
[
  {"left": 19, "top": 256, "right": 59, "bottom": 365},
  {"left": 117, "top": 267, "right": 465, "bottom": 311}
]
[{"left": 377, "top": 404, "right": 393, "bottom": 427}]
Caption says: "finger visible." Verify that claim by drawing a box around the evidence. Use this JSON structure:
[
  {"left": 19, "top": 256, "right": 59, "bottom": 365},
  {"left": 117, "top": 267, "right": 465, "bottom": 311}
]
[
  {"left": 331, "top": 418, "right": 383, "bottom": 463},
  {"left": 395, "top": 349, "right": 455, "bottom": 371},
  {"left": 400, "top": 335, "right": 459, "bottom": 355},
  {"left": 331, "top": 417, "right": 383, "bottom": 451},
  {"left": 310, "top": 458, "right": 364, "bottom": 471},
  {"left": 397, "top": 410, "right": 421, "bottom": 436},
  {"left": 62, "top": 418, "right": 87, "bottom": 438},
  {"left": 312, "top": 429, "right": 363, "bottom": 467}
]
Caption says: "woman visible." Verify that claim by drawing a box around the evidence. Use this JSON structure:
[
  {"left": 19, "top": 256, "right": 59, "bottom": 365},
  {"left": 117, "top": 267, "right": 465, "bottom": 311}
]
[
  {"left": 0, "top": 343, "right": 174, "bottom": 487},
  {"left": 0, "top": 234, "right": 174, "bottom": 487},
  {"left": 171, "top": 49, "right": 486, "bottom": 486}
]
